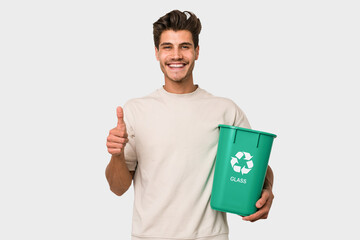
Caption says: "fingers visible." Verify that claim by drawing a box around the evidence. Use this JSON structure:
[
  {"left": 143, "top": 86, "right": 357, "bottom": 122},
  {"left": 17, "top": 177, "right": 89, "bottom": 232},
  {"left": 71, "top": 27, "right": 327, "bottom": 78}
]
[
  {"left": 117, "top": 106, "right": 125, "bottom": 127},
  {"left": 109, "top": 128, "right": 128, "bottom": 139},
  {"left": 107, "top": 135, "right": 129, "bottom": 144},
  {"left": 242, "top": 209, "right": 267, "bottom": 222},
  {"left": 107, "top": 141, "right": 127, "bottom": 149},
  {"left": 106, "top": 136, "right": 128, "bottom": 155},
  {"left": 107, "top": 127, "right": 129, "bottom": 156},
  {"left": 242, "top": 189, "right": 274, "bottom": 222},
  {"left": 107, "top": 106, "right": 129, "bottom": 155},
  {"left": 256, "top": 190, "right": 270, "bottom": 208},
  {"left": 108, "top": 147, "right": 122, "bottom": 155},
  {"left": 107, "top": 143, "right": 125, "bottom": 154}
]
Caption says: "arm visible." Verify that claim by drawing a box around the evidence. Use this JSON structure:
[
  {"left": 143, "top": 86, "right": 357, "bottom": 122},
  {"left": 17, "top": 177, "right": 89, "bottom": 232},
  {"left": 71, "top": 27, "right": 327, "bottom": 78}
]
[
  {"left": 105, "top": 106, "right": 135, "bottom": 196},
  {"left": 105, "top": 152, "right": 134, "bottom": 196},
  {"left": 263, "top": 165, "right": 274, "bottom": 190},
  {"left": 242, "top": 165, "right": 275, "bottom": 222}
]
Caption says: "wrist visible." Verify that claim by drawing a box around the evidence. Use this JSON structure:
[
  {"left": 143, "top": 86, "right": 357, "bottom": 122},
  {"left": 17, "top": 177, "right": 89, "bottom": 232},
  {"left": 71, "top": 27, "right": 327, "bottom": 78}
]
[
  {"left": 263, "top": 181, "right": 273, "bottom": 190},
  {"left": 111, "top": 151, "right": 125, "bottom": 161}
]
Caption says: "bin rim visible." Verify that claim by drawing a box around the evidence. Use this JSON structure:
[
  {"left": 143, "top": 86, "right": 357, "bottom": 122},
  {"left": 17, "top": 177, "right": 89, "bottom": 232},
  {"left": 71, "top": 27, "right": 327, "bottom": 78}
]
[{"left": 218, "top": 124, "right": 277, "bottom": 138}]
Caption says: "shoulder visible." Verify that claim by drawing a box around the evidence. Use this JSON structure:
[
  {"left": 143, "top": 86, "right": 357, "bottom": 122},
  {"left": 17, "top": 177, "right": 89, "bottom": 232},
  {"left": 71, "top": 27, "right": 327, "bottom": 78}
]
[
  {"left": 202, "top": 88, "right": 250, "bottom": 128},
  {"left": 200, "top": 89, "right": 242, "bottom": 110},
  {"left": 123, "top": 89, "right": 160, "bottom": 110}
]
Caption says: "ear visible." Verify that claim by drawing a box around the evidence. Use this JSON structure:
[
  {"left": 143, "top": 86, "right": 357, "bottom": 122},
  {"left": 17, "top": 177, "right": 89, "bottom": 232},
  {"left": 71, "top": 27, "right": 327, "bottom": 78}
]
[
  {"left": 155, "top": 46, "right": 159, "bottom": 61},
  {"left": 195, "top": 45, "right": 199, "bottom": 60}
]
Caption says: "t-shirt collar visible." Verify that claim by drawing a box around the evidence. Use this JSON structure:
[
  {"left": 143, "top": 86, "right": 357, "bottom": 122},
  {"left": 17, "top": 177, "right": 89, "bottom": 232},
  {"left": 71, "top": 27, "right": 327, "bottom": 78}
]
[{"left": 159, "top": 85, "right": 201, "bottom": 98}]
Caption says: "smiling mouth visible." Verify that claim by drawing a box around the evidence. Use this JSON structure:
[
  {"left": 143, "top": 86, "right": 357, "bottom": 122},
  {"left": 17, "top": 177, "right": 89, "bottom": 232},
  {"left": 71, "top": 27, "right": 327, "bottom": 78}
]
[{"left": 167, "top": 63, "right": 186, "bottom": 69}]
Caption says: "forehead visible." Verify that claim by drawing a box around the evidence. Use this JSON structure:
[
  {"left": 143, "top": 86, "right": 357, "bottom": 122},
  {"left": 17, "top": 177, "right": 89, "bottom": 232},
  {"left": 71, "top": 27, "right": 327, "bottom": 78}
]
[{"left": 159, "top": 30, "right": 194, "bottom": 45}]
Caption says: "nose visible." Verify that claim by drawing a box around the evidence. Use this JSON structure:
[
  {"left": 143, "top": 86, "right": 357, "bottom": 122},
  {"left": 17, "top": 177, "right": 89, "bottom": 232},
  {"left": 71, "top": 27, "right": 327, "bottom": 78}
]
[{"left": 171, "top": 47, "right": 183, "bottom": 60}]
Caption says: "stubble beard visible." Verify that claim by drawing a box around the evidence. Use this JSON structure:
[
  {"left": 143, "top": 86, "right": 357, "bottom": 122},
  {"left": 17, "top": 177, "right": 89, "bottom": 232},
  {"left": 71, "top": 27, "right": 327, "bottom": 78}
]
[{"left": 161, "top": 61, "right": 195, "bottom": 84}]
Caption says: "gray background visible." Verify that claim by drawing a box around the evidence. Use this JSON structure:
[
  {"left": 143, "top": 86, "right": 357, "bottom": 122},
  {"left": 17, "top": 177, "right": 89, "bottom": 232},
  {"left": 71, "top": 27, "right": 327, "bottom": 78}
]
[{"left": 1, "top": 0, "right": 359, "bottom": 239}]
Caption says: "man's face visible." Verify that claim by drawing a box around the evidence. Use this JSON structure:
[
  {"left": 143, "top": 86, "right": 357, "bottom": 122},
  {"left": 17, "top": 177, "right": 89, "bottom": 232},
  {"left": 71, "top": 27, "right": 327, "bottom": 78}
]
[{"left": 155, "top": 30, "right": 199, "bottom": 83}]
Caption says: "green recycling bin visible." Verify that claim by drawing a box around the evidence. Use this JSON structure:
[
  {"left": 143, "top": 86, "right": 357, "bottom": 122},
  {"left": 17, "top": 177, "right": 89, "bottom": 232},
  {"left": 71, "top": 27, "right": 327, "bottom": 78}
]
[{"left": 210, "top": 124, "right": 277, "bottom": 216}]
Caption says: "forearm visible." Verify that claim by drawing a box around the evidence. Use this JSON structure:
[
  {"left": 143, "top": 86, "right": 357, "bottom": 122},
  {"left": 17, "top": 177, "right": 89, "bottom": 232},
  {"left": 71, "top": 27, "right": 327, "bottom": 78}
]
[
  {"left": 105, "top": 152, "right": 133, "bottom": 196},
  {"left": 263, "top": 166, "right": 274, "bottom": 190},
  {"left": 242, "top": 165, "right": 274, "bottom": 221}
]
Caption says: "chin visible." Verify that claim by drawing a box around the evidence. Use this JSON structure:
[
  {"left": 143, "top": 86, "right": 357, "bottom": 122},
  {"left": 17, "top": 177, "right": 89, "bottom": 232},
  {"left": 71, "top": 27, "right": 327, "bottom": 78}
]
[
  {"left": 170, "top": 78, "right": 184, "bottom": 82},
  {"left": 166, "top": 74, "right": 186, "bottom": 82}
]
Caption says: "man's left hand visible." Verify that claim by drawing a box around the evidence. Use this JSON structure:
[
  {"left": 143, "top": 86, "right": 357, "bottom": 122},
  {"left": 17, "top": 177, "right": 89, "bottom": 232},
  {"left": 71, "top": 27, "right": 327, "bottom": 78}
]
[{"left": 242, "top": 187, "right": 274, "bottom": 222}]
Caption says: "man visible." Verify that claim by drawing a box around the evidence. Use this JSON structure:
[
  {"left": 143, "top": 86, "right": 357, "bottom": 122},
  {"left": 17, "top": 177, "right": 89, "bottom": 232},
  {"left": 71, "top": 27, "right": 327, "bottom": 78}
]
[{"left": 106, "top": 10, "right": 274, "bottom": 240}]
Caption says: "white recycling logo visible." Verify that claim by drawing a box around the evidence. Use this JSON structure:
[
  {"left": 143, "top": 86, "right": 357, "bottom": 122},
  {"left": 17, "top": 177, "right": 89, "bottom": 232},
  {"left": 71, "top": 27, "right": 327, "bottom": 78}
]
[{"left": 230, "top": 152, "right": 254, "bottom": 175}]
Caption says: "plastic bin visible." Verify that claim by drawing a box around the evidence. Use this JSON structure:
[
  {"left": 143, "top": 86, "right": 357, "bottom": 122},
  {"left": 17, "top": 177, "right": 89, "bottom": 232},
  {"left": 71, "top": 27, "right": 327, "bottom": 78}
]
[{"left": 210, "top": 124, "right": 277, "bottom": 216}]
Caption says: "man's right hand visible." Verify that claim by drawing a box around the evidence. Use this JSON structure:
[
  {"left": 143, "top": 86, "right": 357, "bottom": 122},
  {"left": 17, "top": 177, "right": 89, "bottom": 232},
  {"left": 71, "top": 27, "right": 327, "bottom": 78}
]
[{"left": 106, "top": 106, "right": 129, "bottom": 156}]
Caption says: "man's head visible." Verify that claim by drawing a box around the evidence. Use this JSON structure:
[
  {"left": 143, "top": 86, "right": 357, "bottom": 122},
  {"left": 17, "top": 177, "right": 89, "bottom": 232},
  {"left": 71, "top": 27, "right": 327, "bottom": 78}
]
[
  {"left": 153, "top": 10, "right": 202, "bottom": 85},
  {"left": 153, "top": 10, "right": 202, "bottom": 50}
]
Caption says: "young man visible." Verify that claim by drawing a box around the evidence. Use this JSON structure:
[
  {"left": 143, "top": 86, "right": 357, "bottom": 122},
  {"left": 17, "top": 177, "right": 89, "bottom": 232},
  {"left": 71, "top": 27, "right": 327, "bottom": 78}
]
[{"left": 106, "top": 10, "right": 274, "bottom": 240}]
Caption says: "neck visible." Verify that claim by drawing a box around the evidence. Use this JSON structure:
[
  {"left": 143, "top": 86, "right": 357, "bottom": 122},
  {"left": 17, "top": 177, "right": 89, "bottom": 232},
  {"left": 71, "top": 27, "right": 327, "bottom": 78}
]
[{"left": 163, "top": 77, "right": 197, "bottom": 94}]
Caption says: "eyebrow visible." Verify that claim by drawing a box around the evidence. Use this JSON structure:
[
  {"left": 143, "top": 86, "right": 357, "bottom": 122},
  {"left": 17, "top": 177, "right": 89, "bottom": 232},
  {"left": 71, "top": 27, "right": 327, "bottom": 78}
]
[
  {"left": 180, "top": 42, "right": 193, "bottom": 46},
  {"left": 160, "top": 42, "right": 193, "bottom": 46}
]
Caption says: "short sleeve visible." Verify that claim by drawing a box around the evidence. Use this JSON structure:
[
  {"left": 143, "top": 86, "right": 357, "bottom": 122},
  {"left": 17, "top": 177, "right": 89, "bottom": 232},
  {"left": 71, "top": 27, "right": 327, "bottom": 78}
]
[
  {"left": 123, "top": 103, "right": 138, "bottom": 171},
  {"left": 233, "top": 102, "right": 251, "bottom": 129}
]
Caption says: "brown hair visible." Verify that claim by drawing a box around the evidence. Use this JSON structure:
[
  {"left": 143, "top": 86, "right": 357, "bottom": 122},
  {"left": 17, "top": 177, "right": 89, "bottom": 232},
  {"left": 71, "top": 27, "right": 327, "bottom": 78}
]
[{"left": 153, "top": 10, "right": 202, "bottom": 49}]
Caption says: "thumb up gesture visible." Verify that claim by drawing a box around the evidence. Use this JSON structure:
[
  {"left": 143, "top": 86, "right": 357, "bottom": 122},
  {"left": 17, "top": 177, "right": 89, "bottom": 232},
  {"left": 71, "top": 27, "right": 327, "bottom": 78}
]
[{"left": 106, "top": 106, "right": 129, "bottom": 156}]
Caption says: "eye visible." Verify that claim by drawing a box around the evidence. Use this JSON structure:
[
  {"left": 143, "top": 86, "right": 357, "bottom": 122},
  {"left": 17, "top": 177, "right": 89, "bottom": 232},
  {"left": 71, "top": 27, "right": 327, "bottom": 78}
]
[{"left": 182, "top": 45, "right": 190, "bottom": 49}]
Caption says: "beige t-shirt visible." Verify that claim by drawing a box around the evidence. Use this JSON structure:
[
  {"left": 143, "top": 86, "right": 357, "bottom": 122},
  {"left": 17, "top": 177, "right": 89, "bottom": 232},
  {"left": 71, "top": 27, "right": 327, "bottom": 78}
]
[{"left": 123, "top": 86, "right": 251, "bottom": 240}]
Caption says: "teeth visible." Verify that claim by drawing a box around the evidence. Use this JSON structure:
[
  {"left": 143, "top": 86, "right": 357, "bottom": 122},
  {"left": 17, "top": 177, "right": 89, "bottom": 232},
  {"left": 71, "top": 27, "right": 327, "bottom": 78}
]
[{"left": 169, "top": 64, "right": 184, "bottom": 68}]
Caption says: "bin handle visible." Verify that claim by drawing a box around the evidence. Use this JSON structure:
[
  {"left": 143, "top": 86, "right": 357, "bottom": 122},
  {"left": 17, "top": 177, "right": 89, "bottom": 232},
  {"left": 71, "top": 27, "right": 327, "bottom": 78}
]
[
  {"left": 256, "top": 134, "right": 261, "bottom": 148},
  {"left": 234, "top": 130, "right": 261, "bottom": 147}
]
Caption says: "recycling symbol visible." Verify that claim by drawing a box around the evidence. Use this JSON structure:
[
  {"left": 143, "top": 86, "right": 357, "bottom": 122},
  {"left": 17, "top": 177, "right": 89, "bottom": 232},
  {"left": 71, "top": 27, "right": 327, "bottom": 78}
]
[{"left": 230, "top": 152, "right": 254, "bottom": 175}]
